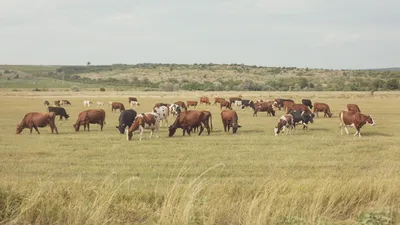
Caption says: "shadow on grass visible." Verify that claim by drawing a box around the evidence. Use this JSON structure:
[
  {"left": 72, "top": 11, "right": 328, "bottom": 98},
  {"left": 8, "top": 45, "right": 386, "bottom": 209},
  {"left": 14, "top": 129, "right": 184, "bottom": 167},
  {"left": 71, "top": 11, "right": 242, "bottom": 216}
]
[{"left": 362, "top": 132, "right": 393, "bottom": 137}]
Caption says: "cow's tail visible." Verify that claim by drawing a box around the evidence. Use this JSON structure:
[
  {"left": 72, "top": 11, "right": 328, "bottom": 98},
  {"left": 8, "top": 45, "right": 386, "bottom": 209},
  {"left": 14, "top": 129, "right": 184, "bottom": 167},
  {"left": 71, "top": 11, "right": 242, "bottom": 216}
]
[{"left": 209, "top": 114, "right": 213, "bottom": 131}]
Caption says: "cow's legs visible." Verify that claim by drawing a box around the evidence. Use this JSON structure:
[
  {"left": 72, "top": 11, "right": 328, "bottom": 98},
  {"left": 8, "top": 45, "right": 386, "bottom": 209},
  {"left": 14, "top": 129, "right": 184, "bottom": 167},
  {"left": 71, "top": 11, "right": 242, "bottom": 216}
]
[
  {"left": 53, "top": 124, "right": 59, "bottom": 134},
  {"left": 139, "top": 126, "right": 144, "bottom": 140},
  {"left": 344, "top": 126, "right": 350, "bottom": 135},
  {"left": 164, "top": 117, "right": 168, "bottom": 127},
  {"left": 354, "top": 128, "right": 361, "bottom": 137},
  {"left": 33, "top": 126, "right": 40, "bottom": 134},
  {"left": 223, "top": 121, "right": 227, "bottom": 132},
  {"left": 205, "top": 124, "right": 211, "bottom": 135},
  {"left": 100, "top": 121, "right": 104, "bottom": 131},
  {"left": 87, "top": 123, "right": 90, "bottom": 131}
]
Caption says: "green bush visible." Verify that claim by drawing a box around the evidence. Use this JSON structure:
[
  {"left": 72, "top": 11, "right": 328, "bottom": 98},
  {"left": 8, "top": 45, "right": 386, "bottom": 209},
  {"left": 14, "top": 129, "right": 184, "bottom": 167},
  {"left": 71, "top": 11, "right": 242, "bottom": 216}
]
[{"left": 70, "top": 85, "right": 80, "bottom": 92}]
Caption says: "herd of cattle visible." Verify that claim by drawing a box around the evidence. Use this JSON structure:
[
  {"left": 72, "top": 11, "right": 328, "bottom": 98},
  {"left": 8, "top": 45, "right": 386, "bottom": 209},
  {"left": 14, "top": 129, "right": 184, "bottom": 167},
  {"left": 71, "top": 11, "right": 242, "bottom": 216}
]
[{"left": 16, "top": 96, "right": 376, "bottom": 139}]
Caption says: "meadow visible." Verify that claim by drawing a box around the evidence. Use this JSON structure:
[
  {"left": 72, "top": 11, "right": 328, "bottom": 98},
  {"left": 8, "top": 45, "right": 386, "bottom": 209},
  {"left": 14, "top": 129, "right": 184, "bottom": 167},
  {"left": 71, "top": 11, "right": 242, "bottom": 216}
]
[{"left": 0, "top": 90, "right": 400, "bottom": 224}]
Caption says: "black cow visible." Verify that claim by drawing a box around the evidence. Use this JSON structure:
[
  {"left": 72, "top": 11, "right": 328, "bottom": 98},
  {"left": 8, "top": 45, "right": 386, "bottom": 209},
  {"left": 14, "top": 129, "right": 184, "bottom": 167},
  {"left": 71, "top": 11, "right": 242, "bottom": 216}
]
[
  {"left": 116, "top": 109, "right": 137, "bottom": 134},
  {"left": 301, "top": 99, "right": 313, "bottom": 109},
  {"left": 240, "top": 100, "right": 253, "bottom": 109},
  {"left": 47, "top": 106, "right": 69, "bottom": 120},
  {"left": 289, "top": 110, "right": 314, "bottom": 130}
]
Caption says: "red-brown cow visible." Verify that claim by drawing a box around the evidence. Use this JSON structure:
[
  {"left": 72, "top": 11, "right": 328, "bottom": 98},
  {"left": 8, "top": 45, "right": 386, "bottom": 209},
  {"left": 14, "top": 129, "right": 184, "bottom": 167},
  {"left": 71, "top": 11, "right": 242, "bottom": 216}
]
[
  {"left": 174, "top": 101, "right": 187, "bottom": 111},
  {"left": 111, "top": 102, "right": 125, "bottom": 112},
  {"left": 168, "top": 110, "right": 212, "bottom": 136},
  {"left": 214, "top": 97, "right": 225, "bottom": 104},
  {"left": 220, "top": 100, "right": 232, "bottom": 110},
  {"left": 73, "top": 109, "right": 106, "bottom": 131},
  {"left": 16, "top": 112, "right": 58, "bottom": 135},
  {"left": 187, "top": 101, "right": 198, "bottom": 108},
  {"left": 128, "top": 97, "right": 138, "bottom": 103},
  {"left": 286, "top": 104, "right": 313, "bottom": 115},
  {"left": 282, "top": 101, "right": 295, "bottom": 111},
  {"left": 347, "top": 104, "right": 361, "bottom": 113},
  {"left": 221, "top": 109, "right": 241, "bottom": 134},
  {"left": 229, "top": 97, "right": 242, "bottom": 104},
  {"left": 126, "top": 113, "right": 160, "bottom": 141},
  {"left": 200, "top": 97, "right": 211, "bottom": 105},
  {"left": 314, "top": 103, "right": 333, "bottom": 118},
  {"left": 339, "top": 110, "right": 375, "bottom": 137},
  {"left": 253, "top": 102, "right": 275, "bottom": 117}
]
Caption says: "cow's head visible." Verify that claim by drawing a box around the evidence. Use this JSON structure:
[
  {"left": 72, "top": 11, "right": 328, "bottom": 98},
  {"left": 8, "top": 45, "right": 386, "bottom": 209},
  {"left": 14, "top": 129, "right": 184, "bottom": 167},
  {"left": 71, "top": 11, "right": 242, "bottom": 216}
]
[
  {"left": 73, "top": 124, "right": 79, "bottom": 131},
  {"left": 367, "top": 114, "right": 375, "bottom": 126},
  {"left": 232, "top": 123, "right": 241, "bottom": 134},
  {"left": 65, "top": 114, "right": 70, "bottom": 120},
  {"left": 116, "top": 124, "right": 126, "bottom": 134},
  {"left": 16, "top": 124, "right": 23, "bottom": 134},
  {"left": 168, "top": 125, "right": 178, "bottom": 137},
  {"left": 327, "top": 112, "right": 333, "bottom": 118}
]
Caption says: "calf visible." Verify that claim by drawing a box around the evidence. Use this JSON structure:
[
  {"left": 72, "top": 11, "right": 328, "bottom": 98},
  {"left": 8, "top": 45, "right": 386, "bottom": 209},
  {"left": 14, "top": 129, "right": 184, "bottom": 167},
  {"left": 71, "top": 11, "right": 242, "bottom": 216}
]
[
  {"left": 73, "top": 109, "right": 106, "bottom": 131},
  {"left": 200, "top": 97, "right": 211, "bottom": 105},
  {"left": 186, "top": 101, "right": 198, "bottom": 108},
  {"left": 83, "top": 100, "right": 92, "bottom": 107},
  {"left": 314, "top": 103, "right": 333, "bottom": 118},
  {"left": 16, "top": 112, "right": 58, "bottom": 135},
  {"left": 111, "top": 102, "right": 125, "bottom": 112},
  {"left": 48, "top": 106, "right": 70, "bottom": 120},
  {"left": 221, "top": 109, "right": 241, "bottom": 134},
  {"left": 116, "top": 109, "right": 137, "bottom": 134},
  {"left": 347, "top": 104, "right": 361, "bottom": 113},
  {"left": 289, "top": 110, "right": 314, "bottom": 130},
  {"left": 301, "top": 99, "right": 313, "bottom": 109},
  {"left": 253, "top": 102, "right": 275, "bottom": 117},
  {"left": 220, "top": 100, "right": 232, "bottom": 110},
  {"left": 43, "top": 100, "right": 50, "bottom": 106},
  {"left": 126, "top": 113, "right": 160, "bottom": 141},
  {"left": 339, "top": 110, "right": 375, "bottom": 137},
  {"left": 174, "top": 101, "right": 187, "bottom": 111},
  {"left": 153, "top": 105, "right": 169, "bottom": 127},
  {"left": 274, "top": 114, "right": 294, "bottom": 136}
]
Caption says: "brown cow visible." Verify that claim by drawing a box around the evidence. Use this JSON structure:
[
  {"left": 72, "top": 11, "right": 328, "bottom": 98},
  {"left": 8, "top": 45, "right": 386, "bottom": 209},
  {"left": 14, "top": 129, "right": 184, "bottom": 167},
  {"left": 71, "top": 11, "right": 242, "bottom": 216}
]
[
  {"left": 111, "top": 102, "right": 125, "bottom": 112},
  {"left": 214, "top": 97, "right": 225, "bottom": 104},
  {"left": 220, "top": 100, "right": 232, "bottom": 110},
  {"left": 200, "top": 97, "right": 211, "bottom": 105},
  {"left": 154, "top": 103, "right": 170, "bottom": 108},
  {"left": 175, "top": 101, "right": 187, "bottom": 111},
  {"left": 347, "top": 104, "right": 361, "bottom": 113},
  {"left": 187, "top": 101, "right": 198, "bottom": 108},
  {"left": 126, "top": 113, "right": 160, "bottom": 141},
  {"left": 339, "top": 110, "right": 375, "bottom": 137},
  {"left": 168, "top": 110, "right": 212, "bottom": 136},
  {"left": 43, "top": 100, "right": 50, "bottom": 106},
  {"left": 282, "top": 101, "right": 295, "bottom": 111},
  {"left": 221, "top": 110, "right": 241, "bottom": 134},
  {"left": 16, "top": 112, "right": 58, "bottom": 135},
  {"left": 274, "top": 114, "right": 294, "bottom": 136},
  {"left": 73, "top": 109, "right": 106, "bottom": 131},
  {"left": 54, "top": 100, "right": 61, "bottom": 107},
  {"left": 286, "top": 104, "right": 313, "bottom": 115},
  {"left": 189, "top": 110, "right": 213, "bottom": 133},
  {"left": 314, "top": 103, "right": 333, "bottom": 118},
  {"left": 229, "top": 97, "right": 242, "bottom": 104},
  {"left": 128, "top": 97, "right": 138, "bottom": 103},
  {"left": 253, "top": 102, "right": 275, "bottom": 117}
]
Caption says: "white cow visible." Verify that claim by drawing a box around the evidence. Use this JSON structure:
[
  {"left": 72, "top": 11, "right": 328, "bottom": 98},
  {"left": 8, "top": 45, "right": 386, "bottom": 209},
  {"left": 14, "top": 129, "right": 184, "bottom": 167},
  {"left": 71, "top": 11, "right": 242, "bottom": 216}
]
[
  {"left": 83, "top": 100, "right": 92, "bottom": 107},
  {"left": 169, "top": 104, "right": 181, "bottom": 117},
  {"left": 153, "top": 105, "right": 169, "bottom": 127},
  {"left": 130, "top": 101, "right": 140, "bottom": 107},
  {"left": 96, "top": 101, "right": 104, "bottom": 106},
  {"left": 234, "top": 100, "right": 242, "bottom": 107}
]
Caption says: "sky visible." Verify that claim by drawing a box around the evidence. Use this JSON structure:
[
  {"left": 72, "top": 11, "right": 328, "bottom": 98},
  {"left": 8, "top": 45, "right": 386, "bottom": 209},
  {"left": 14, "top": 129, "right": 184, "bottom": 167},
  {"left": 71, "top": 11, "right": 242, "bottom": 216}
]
[{"left": 0, "top": 0, "right": 399, "bottom": 69}]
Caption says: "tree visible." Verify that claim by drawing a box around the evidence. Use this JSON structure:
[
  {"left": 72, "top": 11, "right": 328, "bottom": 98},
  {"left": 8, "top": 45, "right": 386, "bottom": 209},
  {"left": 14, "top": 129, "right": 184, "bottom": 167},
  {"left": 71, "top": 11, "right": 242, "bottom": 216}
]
[{"left": 385, "top": 79, "right": 399, "bottom": 90}]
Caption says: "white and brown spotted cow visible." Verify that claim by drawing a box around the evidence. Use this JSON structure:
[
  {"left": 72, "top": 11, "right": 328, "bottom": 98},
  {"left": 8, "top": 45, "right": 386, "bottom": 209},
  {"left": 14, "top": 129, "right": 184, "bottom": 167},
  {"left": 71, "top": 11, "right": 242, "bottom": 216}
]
[
  {"left": 126, "top": 113, "right": 160, "bottom": 141},
  {"left": 339, "top": 110, "right": 375, "bottom": 137},
  {"left": 274, "top": 114, "right": 294, "bottom": 136}
]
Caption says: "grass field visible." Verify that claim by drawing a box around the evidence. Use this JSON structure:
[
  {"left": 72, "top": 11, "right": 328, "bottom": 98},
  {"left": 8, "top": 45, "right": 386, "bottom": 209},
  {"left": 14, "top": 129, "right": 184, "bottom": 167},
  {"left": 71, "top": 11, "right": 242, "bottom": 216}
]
[{"left": 0, "top": 91, "right": 399, "bottom": 224}]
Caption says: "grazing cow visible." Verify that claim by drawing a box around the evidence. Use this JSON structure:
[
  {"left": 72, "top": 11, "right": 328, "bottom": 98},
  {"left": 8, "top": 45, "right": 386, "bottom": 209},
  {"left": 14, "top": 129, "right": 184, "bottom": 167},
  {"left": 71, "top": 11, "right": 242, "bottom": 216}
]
[
  {"left": 169, "top": 104, "right": 182, "bottom": 117},
  {"left": 73, "top": 109, "right": 106, "bottom": 132},
  {"left": 116, "top": 109, "right": 137, "bottom": 134},
  {"left": 16, "top": 112, "right": 58, "bottom": 135},
  {"left": 221, "top": 110, "right": 241, "bottom": 134},
  {"left": 47, "top": 106, "right": 70, "bottom": 120},
  {"left": 200, "top": 97, "right": 211, "bottom": 105},
  {"left": 229, "top": 97, "right": 242, "bottom": 104},
  {"left": 54, "top": 100, "right": 61, "bottom": 107},
  {"left": 347, "top": 104, "right": 361, "bottom": 113},
  {"left": 130, "top": 101, "right": 140, "bottom": 107},
  {"left": 287, "top": 104, "right": 313, "bottom": 116},
  {"left": 111, "top": 102, "right": 125, "bottom": 112},
  {"left": 61, "top": 100, "right": 71, "bottom": 105},
  {"left": 275, "top": 99, "right": 294, "bottom": 110},
  {"left": 128, "top": 97, "right": 138, "bottom": 103},
  {"left": 220, "top": 100, "right": 232, "bottom": 110},
  {"left": 83, "top": 100, "right": 92, "bottom": 107},
  {"left": 153, "top": 105, "right": 169, "bottom": 127},
  {"left": 96, "top": 101, "right": 105, "bottom": 106},
  {"left": 289, "top": 110, "right": 314, "bottom": 130},
  {"left": 43, "top": 100, "right": 50, "bottom": 106},
  {"left": 126, "top": 113, "right": 160, "bottom": 141},
  {"left": 274, "top": 114, "right": 294, "bottom": 136},
  {"left": 339, "top": 110, "right": 375, "bottom": 137},
  {"left": 214, "top": 97, "right": 225, "bottom": 104},
  {"left": 186, "top": 101, "right": 198, "bottom": 108},
  {"left": 168, "top": 110, "right": 212, "bottom": 137},
  {"left": 174, "top": 101, "right": 187, "bottom": 111},
  {"left": 253, "top": 102, "right": 275, "bottom": 117},
  {"left": 301, "top": 99, "right": 313, "bottom": 109},
  {"left": 314, "top": 103, "right": 333, "bottom": 118}
]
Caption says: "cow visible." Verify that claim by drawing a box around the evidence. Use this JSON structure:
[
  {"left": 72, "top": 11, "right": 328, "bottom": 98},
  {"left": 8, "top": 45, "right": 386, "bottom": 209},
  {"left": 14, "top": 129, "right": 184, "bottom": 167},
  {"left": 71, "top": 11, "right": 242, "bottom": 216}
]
[
  {"left": 221, "top": 110, "right": 241, "bottom": 134},
  {"left": 347, "top": 104, "right": 361, "bottom": 113},
  {"left": 187, "top": 101, "right": 198, "bottom": 108},
  {"left": 274, "top": 114, "right": 294, "bottom": 136},
  {"left": 220, "top": 100, "right": 232, "bottom": 110},
  {"left": 130, "top": 101, "right": 140, "bottom": 107},
  {"left": 168, "top": 110, "right": 212, "bottom": 137},
  {"left": 339, "top": 110, "right": 375, "bottom": 137},
  {"left": 301, "top": 99, "right": 313, "bottom": 109},
  {"left": 111, "top": 102, "right": 125, "bottom": 112},
  {"left": 154, "top": 103, "right": 170, "bottom": 108},
  {"left": 253, "top": 102, "right": 275, "bottom": 117},
  {"left": 169, "top": 104, "right": 182, "bottom": 117},
  {"left": 61, "top": 100, "right": 71, "bottom": 105},
  {"left": 239, "top": 100, "right": 253, "bottom": 109},
  {"left": 289, "top": 110, "right": 314, "bottom": 130},
  {"left": 174, "top": 101, "right": 187, "bottom": 111},
  {"left": 186, "top": 110, "right": 213, "bottom": 134},
  {"left": 128, "top": 97, "right": 138, "bottom": 103},
  {"left": 73, "top": 109, "right": 106, "bottom": 132},
  {"left": 126, "top": 113, "right": 160, "bottom": 141},
  {"left": 314, "top": 103, "right": 333, "bottom": 118},
  {"left": 116, "top": 109, "right": 137, "bottom": 134},
  {"left": 229, "top": 97, "right": 242, "bottom": 104},
  {"left": 96, "top": 101, "right": 105, "bottom": 106},
  {"left": 47, "top": 106, "right": 70, "bottom": 120},
  {"left": 200, "top": 97, "right": 211, "bottom": 105},
  {"left": 275, "top": 99, "right": 294, "bottom": 110},
  {"left": 153, "top": 105, "right": 169, "bottom": 127},
  {"left": 43, "top": 100, "right": 50, "bottom": 106},
  {"left": 286, "top": 104, "right": 313, "bottom": 116},
  {"left": 234, "top": 100, "right": 242, "bottom": 107},
  {"left": 83, "top": 100, "right": 92, "bottom": 107},
  {"left": 54, "top": 100, "right": 61, "bottom": 107},
  {"left": 16, "top": 112, "right": 58, "bottom": 135},
  {"left": 214, "top": 97, "right": 225, "bottom": 104}
]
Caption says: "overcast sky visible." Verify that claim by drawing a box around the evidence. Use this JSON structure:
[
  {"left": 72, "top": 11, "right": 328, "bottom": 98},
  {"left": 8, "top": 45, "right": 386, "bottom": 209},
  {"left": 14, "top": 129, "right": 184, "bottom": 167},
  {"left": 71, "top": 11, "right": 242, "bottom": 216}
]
[{"left": 0, "top": 0, "right": 399, "bottom": 69}]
